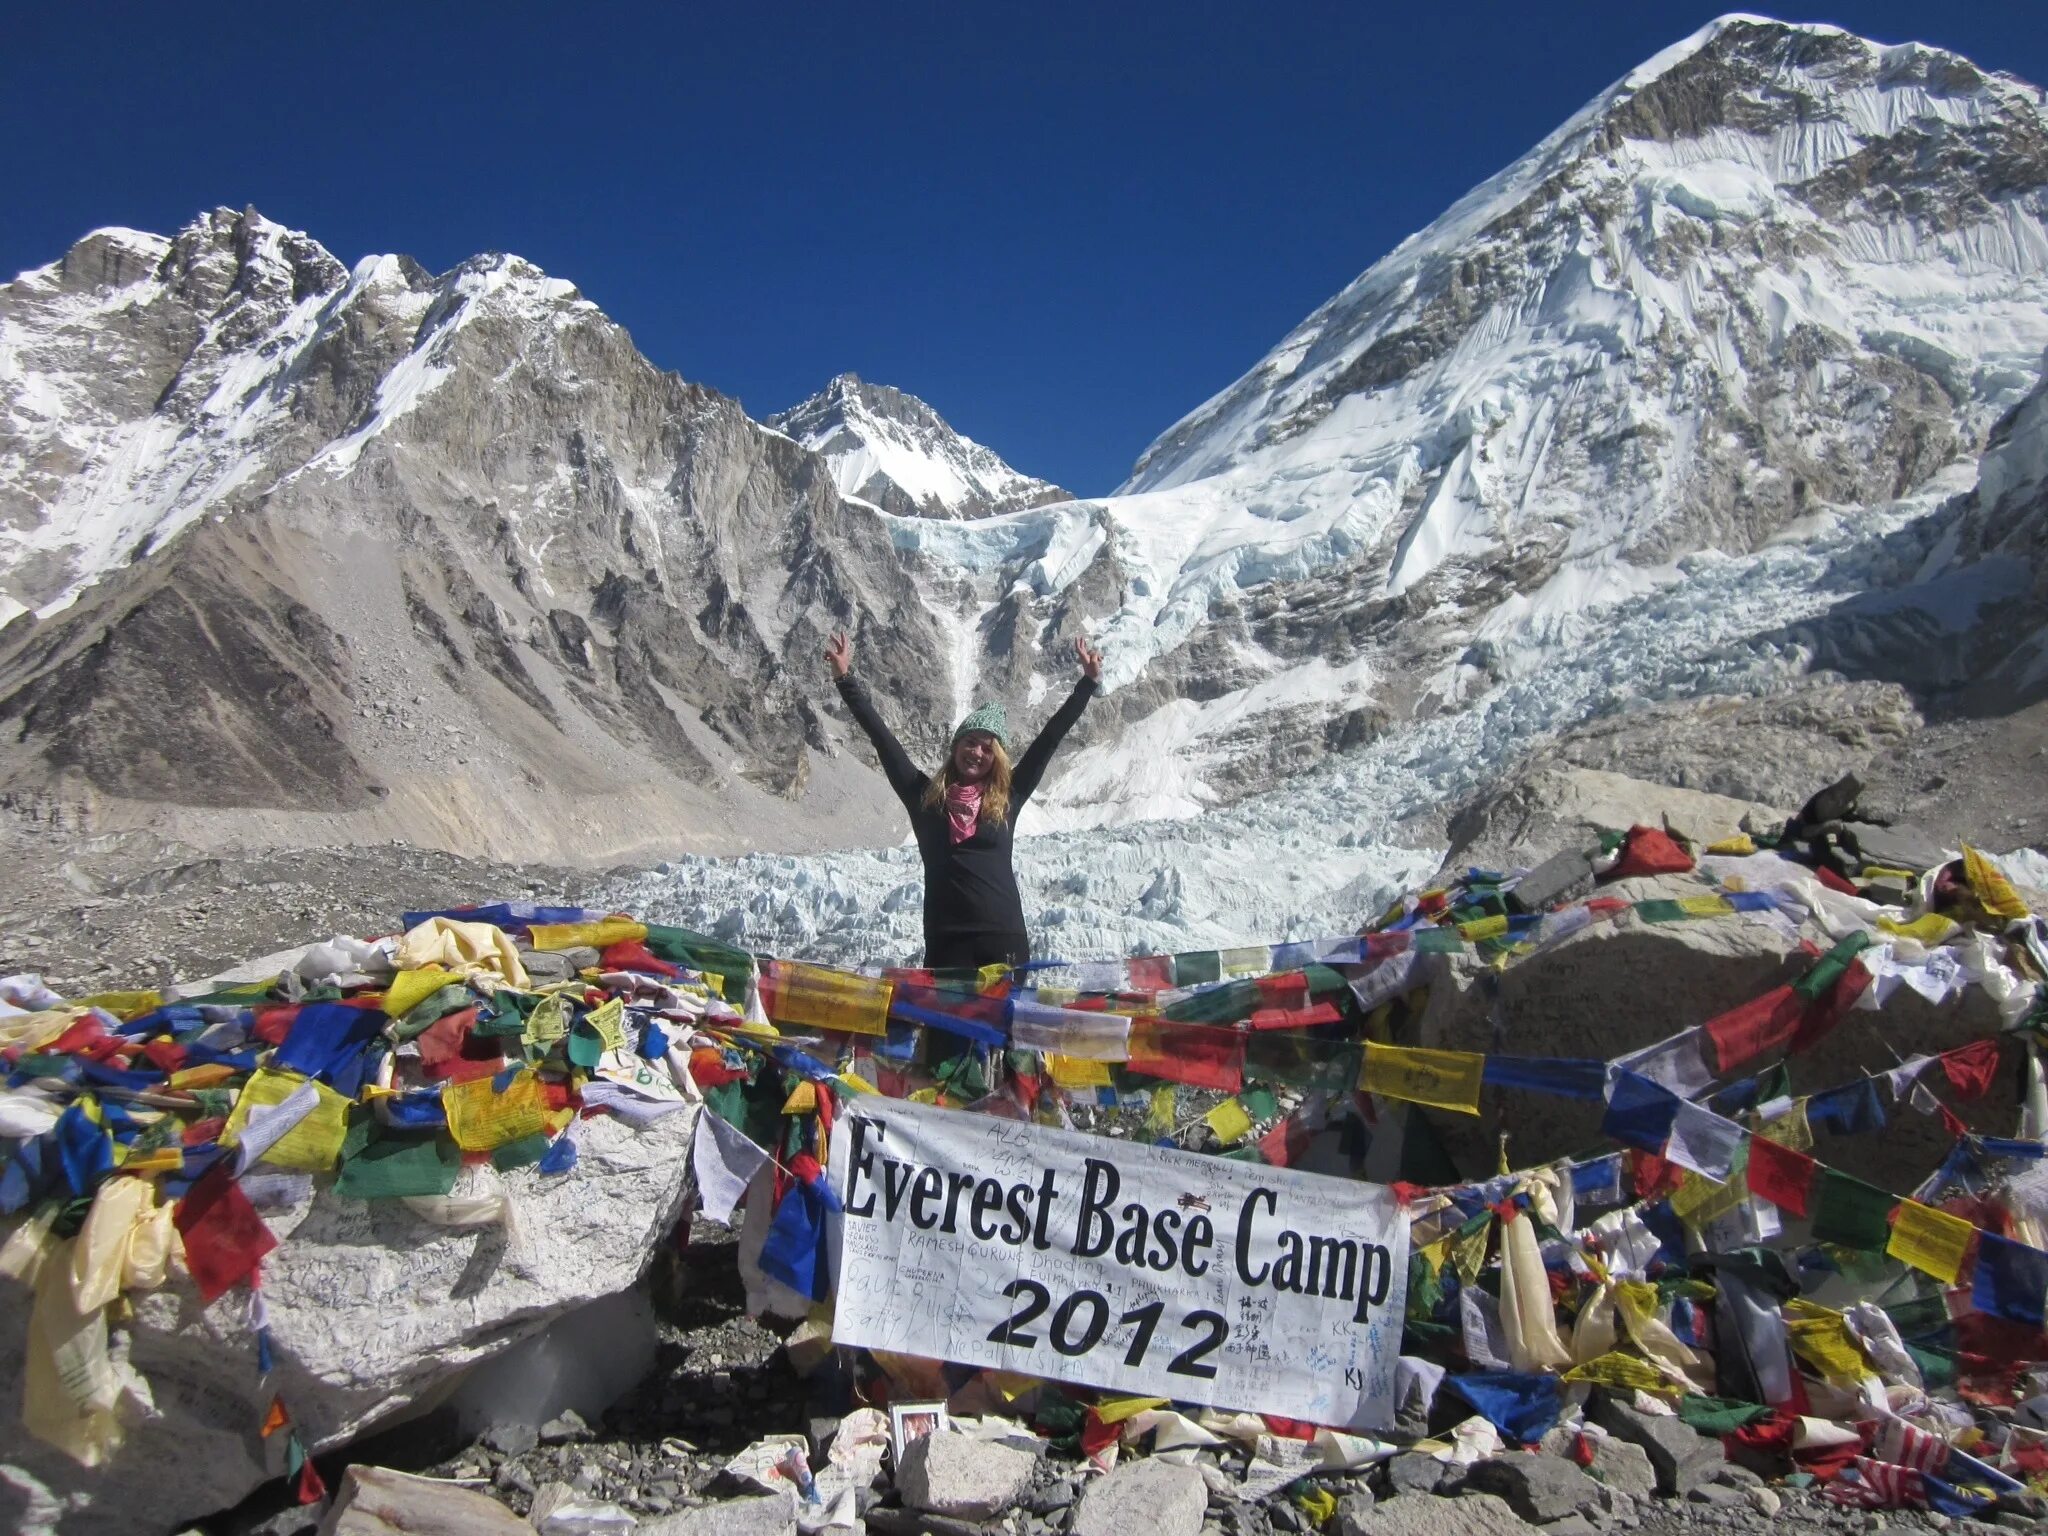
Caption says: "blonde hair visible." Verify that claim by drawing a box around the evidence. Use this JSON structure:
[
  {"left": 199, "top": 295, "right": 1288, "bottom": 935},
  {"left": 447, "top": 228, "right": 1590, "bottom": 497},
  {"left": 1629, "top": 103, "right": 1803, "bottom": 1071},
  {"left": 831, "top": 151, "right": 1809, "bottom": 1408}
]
[{"left": 923, "top": 739, "right": 1013, "bottom": 826}]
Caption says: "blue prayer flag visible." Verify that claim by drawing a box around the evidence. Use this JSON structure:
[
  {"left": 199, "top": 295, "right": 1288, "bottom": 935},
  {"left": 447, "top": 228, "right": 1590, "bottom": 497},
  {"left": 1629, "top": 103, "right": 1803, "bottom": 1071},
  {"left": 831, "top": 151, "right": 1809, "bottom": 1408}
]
[
  {"left": 1446, "top": 1371, "right": 1561, "bottom": 1443},
  {"left": 1807, "top": 1078, "right": 1885, "bottom": 1136},
  {"left": 1601, "top": 1070, "right": 1680, "bottom": 1153},
  {"left": 1973, "top": 1230, "right": 2048, "bottom": 1327},
  {"left": 1482, "top": 1056, "right": 1607, "bottom": 1101}
]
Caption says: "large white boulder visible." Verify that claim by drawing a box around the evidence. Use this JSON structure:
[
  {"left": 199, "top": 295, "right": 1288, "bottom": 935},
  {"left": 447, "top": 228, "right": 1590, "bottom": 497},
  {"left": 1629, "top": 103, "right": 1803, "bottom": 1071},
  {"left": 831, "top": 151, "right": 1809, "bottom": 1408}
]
[{"left": 0, "top": 1108, "right": 698, "bottom": 1536}]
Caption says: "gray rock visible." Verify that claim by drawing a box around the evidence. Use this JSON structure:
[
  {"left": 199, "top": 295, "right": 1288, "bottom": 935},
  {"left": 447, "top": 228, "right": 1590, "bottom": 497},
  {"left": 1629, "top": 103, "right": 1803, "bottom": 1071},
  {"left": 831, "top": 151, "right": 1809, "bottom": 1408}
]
[
  {"left": 897, "top": 1430, "right": 1036, "bottom": 1521},
  {"left": 1537, "top": 1519, "right": 1602, "bottom": 1536},
  {"left": 539, "top": 1410, "right": 592, "bottom": 1445},
  {"left": 1027, "top": 1480, "right": 1078, "bottom": 1514},
  {"left": 1337, "top": 1491, "right": 1379, "bottom": 1536},
  {"left": 481, "top": 1421, "right": 538, "bottom": 1457},
  {"left": 1342, "top": 1490, "right": 1534, "bottom": 1536},
  {"left": 1685, "top": 1485, "right": 1750, "bottom": 1510},
  {"left": 1585, "top": 1440, "right": 1655, "bottom": 1500},
  {"left": 1589, "top": 1398, "right": 1720, "bottom": 1496},
  {"left": 1072, "top": 1459, "right": 1210, "bottom": 1536},
  {"left": 1385, "top": 1453, "right": 1449, "bottom": 1497},
  {"left": 640, "top": 1494, "right": 797, "bottom": 1536},
  {"left": 315, "top": 1465, "right": 534, "bottom": 1536},
  {"left": 1464, "top": 1455, "right": 1607, "bottom": 1523}
]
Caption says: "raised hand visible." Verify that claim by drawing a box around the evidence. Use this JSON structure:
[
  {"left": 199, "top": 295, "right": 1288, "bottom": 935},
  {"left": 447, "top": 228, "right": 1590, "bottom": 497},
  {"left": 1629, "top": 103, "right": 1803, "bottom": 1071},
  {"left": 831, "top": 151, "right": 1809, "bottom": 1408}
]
[
  {"left": 824, "top": 631, "right": 853, "bottom": 679},
  {"left": 1075, "top": 636, "right": 1103, "bottom": 682}
]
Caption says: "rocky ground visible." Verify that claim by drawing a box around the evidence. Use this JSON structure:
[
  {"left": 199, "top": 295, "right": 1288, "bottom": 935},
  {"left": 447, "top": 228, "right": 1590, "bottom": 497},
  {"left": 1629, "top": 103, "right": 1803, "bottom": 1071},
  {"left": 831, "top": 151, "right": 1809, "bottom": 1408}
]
[
  {"left": 189, "top": 1224, "right": 2033, "bottom": 1536},
  {"left": 0, "top": 816, "right": 614, "bottom": 995}
]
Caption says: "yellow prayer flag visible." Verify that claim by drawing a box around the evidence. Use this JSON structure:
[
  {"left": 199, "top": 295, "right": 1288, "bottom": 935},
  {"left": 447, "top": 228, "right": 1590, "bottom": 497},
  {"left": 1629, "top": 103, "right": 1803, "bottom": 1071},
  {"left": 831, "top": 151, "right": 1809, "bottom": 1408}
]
[
  {"left": 782, "top": 1081, "right": 818, "bottom": 1115},
  {"left": 523, "top": 993, "right": 570, "bottom": 1049},
  {"left": 1145, "top": 1087, "right": 1176, "bottom": 1135},
  {"left": 1047, "top": 1054, "right": 1112, "bottom": 1090},
  {"left": 1785, "top": 1302, "right": 1870, "bottom": 1385},
  {"left": 1887, "top": 1199, "right": 1976, "bottom": 1285},
  {"left": 1678, "top": 895, "right": 1735, "bottom": 918},
  {"left": 837, "top": 1073, "right": 878, "bottom": 1097},
  {"left": 527, "top": 918, "right": 648, "bottom": 951},
  {"left": 1452, "top": 1219, "right": 1491, "bottom": 1285},
  {"left": 168, "top": 1063, "right": 236, "bottom": 1091},
  {"left": 1205, "top": 1098, "right": 1254, "bottom": 1146},
  {"left": 1458, "top": 915, "right": 1509, "bottom": 941},
  {"left": 1361, "top": 1041, "right": 1484, "bottom": 1114},
  {"left": 1963, "top": 846, "right": 2030, "bottom": 919},
  {"left": 1671, "top": 1165, "right": 1743, "bottom": 1227},
  {"left": 1296, "top": 1488, "right": 1337, "bottom": 1526},
  {"left": 116, "top": 1148, "right": 184, "bottom": 1176},
  {"left": 1562, "top": 1352, "right": 1677, "bottom": 1394},
  {"left": 221, "top": 1070, "right": 352, "bottom": 1171},
  {"left": 587, "top": 997, "right": 627, "bottom": 1052},
  {"left": 1878, "top": 912, "right": 1961, "bottom": 945},
  {"left": 1705, "top": 835, "right": 1756, "bottom": 856},
  {"left": 1219, "top": 945, "right": 1271, "bottom": 977},
  {"left": 975, "top": 963, "right": 1010, "bottom": 992},
  {"left": 69, "top": 991, "right": 163, "bottom": 1021},
  {"left": 1034, "top": 986, "right": 1079, "bottom": 1006},
  {"left": 382, "top": 967, "right": 456, "bottom": 1018},
  {"left": 1095, "top": 1395, "right": 1169, "bottom": 1424},
  {"left": 443, "top": 1070, "right": 548, "bottom": 1152},
  {"left": 764, "top": 960, "right": 893, "bottom": 1037}
]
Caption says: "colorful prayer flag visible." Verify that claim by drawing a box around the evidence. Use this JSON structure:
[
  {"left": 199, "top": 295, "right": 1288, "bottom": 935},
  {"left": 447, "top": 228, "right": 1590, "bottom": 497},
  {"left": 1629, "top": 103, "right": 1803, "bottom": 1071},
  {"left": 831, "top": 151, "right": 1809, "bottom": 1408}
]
[{"left": 1361, "top": 1041, "right": 1483, "bottom": 1114}]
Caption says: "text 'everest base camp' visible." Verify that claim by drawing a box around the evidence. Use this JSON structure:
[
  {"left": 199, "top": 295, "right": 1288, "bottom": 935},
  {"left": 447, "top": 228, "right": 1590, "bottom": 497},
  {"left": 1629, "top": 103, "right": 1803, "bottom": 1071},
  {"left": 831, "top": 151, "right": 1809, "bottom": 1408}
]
[{"left": 8, "top": 12, "right": 2048, "bottom": 1536}]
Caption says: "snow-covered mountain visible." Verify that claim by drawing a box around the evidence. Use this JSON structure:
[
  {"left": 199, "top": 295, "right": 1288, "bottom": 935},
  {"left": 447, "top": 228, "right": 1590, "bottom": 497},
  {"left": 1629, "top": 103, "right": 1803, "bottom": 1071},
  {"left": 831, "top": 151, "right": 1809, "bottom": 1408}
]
[
  {"left": 769, "top": 373, "right": 1068, "bottom": 519},
  {"left": 3, "top": 16, "right": 2047, "bottom": 952},
  {"left": 0, "top": 209, "right": 975, "bottom": 862},
  {"left": 602, "top": 15, "right": 2048, "bottom": 959}
]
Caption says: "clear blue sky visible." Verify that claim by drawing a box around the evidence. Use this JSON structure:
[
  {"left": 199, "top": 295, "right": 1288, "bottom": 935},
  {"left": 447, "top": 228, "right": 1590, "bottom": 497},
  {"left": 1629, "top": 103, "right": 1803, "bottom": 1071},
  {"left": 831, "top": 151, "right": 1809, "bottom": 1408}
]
[{"left": 6, "top": 3, "right": 2043, "bottom": 495}]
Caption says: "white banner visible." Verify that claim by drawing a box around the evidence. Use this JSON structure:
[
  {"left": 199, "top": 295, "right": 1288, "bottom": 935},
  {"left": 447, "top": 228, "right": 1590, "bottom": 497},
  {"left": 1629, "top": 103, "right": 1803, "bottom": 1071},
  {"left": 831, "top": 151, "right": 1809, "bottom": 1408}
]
[{"left": 826, "top": 1097, "right": 1409, "bottom": 1430}]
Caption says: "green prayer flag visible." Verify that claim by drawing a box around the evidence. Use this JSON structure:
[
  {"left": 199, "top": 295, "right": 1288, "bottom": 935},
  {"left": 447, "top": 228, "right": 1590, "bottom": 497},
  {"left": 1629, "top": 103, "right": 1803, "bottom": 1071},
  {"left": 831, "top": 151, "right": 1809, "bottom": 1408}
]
[
  {"left": 1172, "top": 950, "right": 1223, "bottom": 986},
  {"left": 1904, "top": 1342, "right": 1957, "bottom": 1389},
  {"left": 1246, "top": 1033, "right": 1360, "bottom": 1092},
  {"left": 1634, "top": 899, "right": 1689, "bottom": 925},
  {"left": 189, "top": 1088, "right": 234, "bottom": 1120},
  {"left": 392, "top": 983, "right": 475, "bottom": 1042},
  {"left": 335, "top": 1117, "right": 461, "bottom": 1200},
  {"left": 1811, "top": 1167, "right": 1895, "bottom": 1250},
  {"left": 1677, "top": 1395, "right": 1771, "bottom": 1434},
  {"left": 1793, "top": 931, "right": 1874, "bottom": 1001},
  {"left": 1240, "top": 1086, "right": 1279, "bottom": 1124},
  {"left": 566, "top": 1020, "right": 605, "bottom": 1070},
  {"left": 492, "top": 1133, "right": 550, "bottom": 1171},
  {"left": 642, "top": 924, "right": 756, "bottom": 978},
  {"left": 1413, "top": 928, "right": 1465, "bottom": 954}
]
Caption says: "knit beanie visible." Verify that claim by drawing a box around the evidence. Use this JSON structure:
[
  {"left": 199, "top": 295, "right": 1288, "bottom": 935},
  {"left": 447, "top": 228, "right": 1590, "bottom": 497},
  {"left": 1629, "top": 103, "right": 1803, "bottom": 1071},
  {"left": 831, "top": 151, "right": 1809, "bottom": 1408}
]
[{"left": 952, "top": 701, "right": 1008, "bottom": 750}]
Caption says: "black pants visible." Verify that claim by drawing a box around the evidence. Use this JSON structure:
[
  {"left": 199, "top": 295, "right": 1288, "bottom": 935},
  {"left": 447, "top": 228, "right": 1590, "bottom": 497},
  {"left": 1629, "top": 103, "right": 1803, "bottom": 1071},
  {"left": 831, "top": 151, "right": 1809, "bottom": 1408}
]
[{"left": 923, "top": 931, "right": 1030, "bottom": 973}]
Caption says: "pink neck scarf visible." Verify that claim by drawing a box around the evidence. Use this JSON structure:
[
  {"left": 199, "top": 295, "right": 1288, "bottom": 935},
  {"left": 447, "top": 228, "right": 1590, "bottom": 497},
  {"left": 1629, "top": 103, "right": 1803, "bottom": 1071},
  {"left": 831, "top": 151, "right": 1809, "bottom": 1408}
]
[{"left": 944, "top": 781, "right": 984, "bottom": 844}]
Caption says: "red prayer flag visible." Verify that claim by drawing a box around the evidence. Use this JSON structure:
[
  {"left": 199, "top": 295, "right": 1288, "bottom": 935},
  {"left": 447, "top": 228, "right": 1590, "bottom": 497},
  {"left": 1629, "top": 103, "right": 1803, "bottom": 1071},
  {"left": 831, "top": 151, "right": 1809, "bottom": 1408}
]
[
  {"left": 250, "top": 1007, "right": 299, "bottom": 1046},
  {"left": 1126, "top": 955, "right": 1174, "bottom": 993},
  {"left": 1786, "top": 960, "right": 1873, "bottom": 1055},
  {"left": 598, "top": 938, "right": 684, "bottom": 979},
  {"left": 141, "top": 1038, "right": 189, "bottom": 1074},
  {"left": 1604, "top": 826, "right": 1696, "bottom": 880},
  {"left": 416, "top": 1007, "right": 506, "bottom": 1084},
  {"left": 1940, "top": 1039, "right": 2002, "bottom": 1102},
  {"left": 173, "top": 1164, "right": 278, "bottom": 1302},
  {"left": 1257, "top": 1118, "right": 1297, "bottom": 1168},
  {"left": 296, "top": 1451, "right": 328, "bottom": 1504},
  {"left": 1813, "top": 865, "right": 1859, "bottom": 896},
  {"left": 1630, "top": 1150, "right": 1685, "bottom": 1201},
  {"left": 1127, "top": 1018, "right": 1245, "bottom": 1093},
  {"left": 1704, "top": 985, "right": 1807, "bottom": 1073},
  {"left": 49, "top": 1017, "right": 110, "bottom": 1056},
  {"left": 1746, "top": 1137, "right": 1818, "bottom": 1217},
  {"left": 1253, "top": 972, "right": 1310, "bottom": 1010},
  {"left": 1248, "top": 1002, "right": 1344, "bottom": 1031}
]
